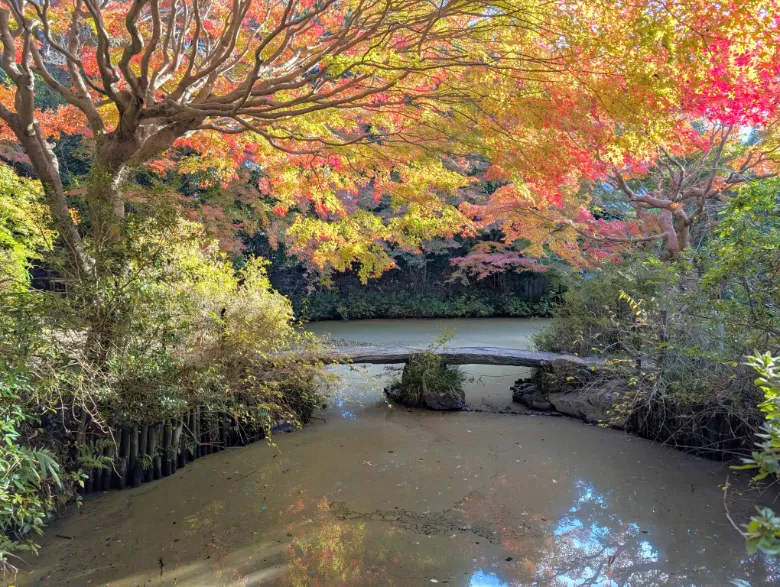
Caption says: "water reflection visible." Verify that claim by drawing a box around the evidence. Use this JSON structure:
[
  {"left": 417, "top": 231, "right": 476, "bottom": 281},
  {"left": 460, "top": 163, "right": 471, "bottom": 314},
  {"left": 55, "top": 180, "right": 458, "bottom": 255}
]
[
  {"left": 282, "top": 495, "right": 382, "bottom": 586},
  {"left": 539, "top": 479, "right": 666, "bottom": 585},
  {"left": 471, "top": 569, "right": 508, "bottom": 586},
  {"left": 519, "top": 478, "right": 776, "bottom": 586},
  {"left": 275, "top": 474, "right": 779, "bottom": 587}
]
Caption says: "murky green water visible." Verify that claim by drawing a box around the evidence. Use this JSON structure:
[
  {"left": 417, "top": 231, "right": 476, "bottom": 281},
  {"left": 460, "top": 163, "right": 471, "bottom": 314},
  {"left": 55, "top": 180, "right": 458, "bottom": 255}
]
[
  {"left": 307, "top": 317, "right": 549, "bottom": 412},
  {"left": 18, "top": 319, "right": 779, "bottom": 586}
]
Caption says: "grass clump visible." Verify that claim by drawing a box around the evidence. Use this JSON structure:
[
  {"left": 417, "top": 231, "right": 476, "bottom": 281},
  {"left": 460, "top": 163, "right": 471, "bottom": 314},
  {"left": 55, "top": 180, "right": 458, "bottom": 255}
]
[{"left": 386, "top": 333, "right": 466, "bottom": 409}]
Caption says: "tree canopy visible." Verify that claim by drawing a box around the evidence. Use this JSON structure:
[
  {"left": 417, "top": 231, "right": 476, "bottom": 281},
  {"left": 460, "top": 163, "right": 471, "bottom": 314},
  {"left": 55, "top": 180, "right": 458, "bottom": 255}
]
[{"left": 0, "top": 0, "right": 778, "bottom": 278}]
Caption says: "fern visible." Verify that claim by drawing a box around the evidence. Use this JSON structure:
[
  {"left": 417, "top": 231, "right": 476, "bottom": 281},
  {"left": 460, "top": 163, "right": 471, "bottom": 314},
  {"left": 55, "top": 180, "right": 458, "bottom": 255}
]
[
  {"left": 76, "top": 439, "right": 115, "bottom": 471},
  {"left": 138, "top": 453, "right": 153, "bottom": 471}
]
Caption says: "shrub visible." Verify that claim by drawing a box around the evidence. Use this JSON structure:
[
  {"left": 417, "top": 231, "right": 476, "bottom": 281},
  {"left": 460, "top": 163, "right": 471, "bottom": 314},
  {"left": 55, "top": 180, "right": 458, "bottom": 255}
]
[
  {"left": 0, "top": 165, "right": 55, "bottom": 291},
  {"left": 702, "top": 178, "right": 780, "bottom": 350},
  {"left": 387, "top": 352, "right": 466, "bottom": 407},
  {"left": 66, "top": 218, "right": 331, "bottom": 428},
  {"left": 386, "top": 334, "right": 466, "bottom": 407},
  {"left": 536, "top": 179, "right": 780, "bottom": 453},
  {"left": 299, "top": 288, "right": 551, "bottom": 321},
  {"left": 0, "top": 211, "right": 331, "bottom": 565},
  {"left": 532, "top": 257, "right": 660, "bottom": 357},
  {"left": 0, "top": 165, "right": 74, "bottom": 573},
  {"left": 0, "top": 374, "right": 68, "bottom": 574},
  {"left": 534, "top": 253, "right": 765, "bottom": 453}
]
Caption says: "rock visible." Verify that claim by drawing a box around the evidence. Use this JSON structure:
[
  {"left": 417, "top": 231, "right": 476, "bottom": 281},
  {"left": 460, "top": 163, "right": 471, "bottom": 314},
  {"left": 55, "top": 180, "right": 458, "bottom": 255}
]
[
  {"left": 422, "top": 386, "right": 466, "bottom": 410},
  {"left": 548, "top": 380, "right": 626, "bottom": 425},
  {"left": 511, "top": 374, "right": 551, "bottom": 411},
  {"left": 511, "top": 382, "right": 539, "bottom": 402},
  {"left": 515, "top": 390, "right": 553, "bottom": 412},
  {"left": 384, "top": 384, "right": 466, "bottom": 410},
  {"left": 384, "top": 385, "right": 406, "bottom": 405}
]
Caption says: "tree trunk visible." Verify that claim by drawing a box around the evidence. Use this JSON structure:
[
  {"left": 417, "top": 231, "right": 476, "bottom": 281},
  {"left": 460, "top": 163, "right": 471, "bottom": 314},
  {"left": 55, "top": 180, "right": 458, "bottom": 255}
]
[
  {"left": 86, "top": 141, "right": 132, "bottom": 275},
  {"left": 135, "top": 424, "right": 148, "bottom": 487},
  {"left": 162, "top": 421, "right": 172, "bottom": 477},
  {"left": 658, "top": 209, "right": 680, "bottom": 259},
  {"left": 17, "top": 130, "right": 93, "bottom": 277},
  {"left": 171, "top": 420, "right": 183, "bottom": 473},
  {"left": 117, "top": 426, "right": 130, "bottom": 490}
]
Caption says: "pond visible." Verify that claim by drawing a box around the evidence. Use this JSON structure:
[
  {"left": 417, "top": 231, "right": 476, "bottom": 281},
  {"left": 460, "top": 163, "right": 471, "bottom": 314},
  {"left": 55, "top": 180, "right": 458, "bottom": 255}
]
[{"left": 17, "top": 318, "right": 779, "bottom": 586}]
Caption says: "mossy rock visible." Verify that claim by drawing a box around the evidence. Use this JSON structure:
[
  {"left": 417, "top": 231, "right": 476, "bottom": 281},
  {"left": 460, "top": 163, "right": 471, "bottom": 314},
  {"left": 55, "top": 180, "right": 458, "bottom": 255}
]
[
  {"left": 385, "top": 353, "right": 467, "bottom": 410},
  {"left": 385, "top": 381, "right": 466, "bottom": 410}
]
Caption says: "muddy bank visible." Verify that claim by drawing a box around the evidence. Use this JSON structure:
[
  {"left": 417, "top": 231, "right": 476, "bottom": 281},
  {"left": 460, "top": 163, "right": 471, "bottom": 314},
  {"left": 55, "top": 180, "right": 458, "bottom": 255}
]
[{"left": 511, "top": 362, "right": 758, "bottom": 460}]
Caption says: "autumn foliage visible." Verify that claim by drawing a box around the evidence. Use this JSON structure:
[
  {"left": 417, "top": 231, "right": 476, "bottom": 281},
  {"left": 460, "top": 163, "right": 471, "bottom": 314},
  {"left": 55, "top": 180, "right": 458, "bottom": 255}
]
[
  {"left": 0, "top": 0, "right": 777, "bottom": 277},
  {"left": 457, "top": 0, "right": 780, "bottom": 268}
]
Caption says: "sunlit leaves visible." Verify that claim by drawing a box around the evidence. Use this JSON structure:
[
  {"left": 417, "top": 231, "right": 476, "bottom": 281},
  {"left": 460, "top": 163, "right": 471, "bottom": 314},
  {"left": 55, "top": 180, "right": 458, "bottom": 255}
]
[
  {"left": 737, "top": 353, "right": 780, "bottom": 556},
  {"left": 0, "top": 164, "right": 54, "bottom": 291},
  {"left": 1, "top": 0, "right": 778, "bottom": 277}
]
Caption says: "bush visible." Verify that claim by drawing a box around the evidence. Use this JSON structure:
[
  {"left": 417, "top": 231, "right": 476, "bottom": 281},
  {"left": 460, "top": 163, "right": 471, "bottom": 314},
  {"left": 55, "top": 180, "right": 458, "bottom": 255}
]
[
  {"left": 534, "top": 252, "right": 765, "bottom": 452},
  {"left": 535, "top": 181, "right": 780, "bottom": 450},
  {"left": 0, "top": 165, "right": 55, "bottom": 290},
  {"left": 702, "top": 178, "right": 780, "bottom": 350},
  {"left": 0, "top": 169, "right": 76, "bottom": 572},
  {"left": 385, "top": 334, "right": 466, "bottom": 407},
  {"left": 299, "top": 288, "right": 550, "bottom": 321},
  {"left": 532, "top": 258, "right": 660, "bottom": 357},
  {"left": 0, "top": 209, "right": 331, "bottom": 566},
  {"left": 69, "top": 218, "right": 330, "bottom": 427},
  {"left": 0, "top": 374, "right": 79, "bottom": 574},
  {"left": 387, "top": 352, "right": 466, "bottom": 407}
]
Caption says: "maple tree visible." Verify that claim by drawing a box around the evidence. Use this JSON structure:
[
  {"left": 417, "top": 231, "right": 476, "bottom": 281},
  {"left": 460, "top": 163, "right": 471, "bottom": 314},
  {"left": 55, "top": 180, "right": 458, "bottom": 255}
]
[
  {"left": 0, "top": 0, "right": 778, "bottom": 281},
  {"left": 459, "top": 0, "right": 780, "bottom": 268},
  {"left": 0, "top": 0, "right": 569, "bottom": 279},
  {"left": 1, "top": 1, "right": 780, "bottom": 565}
]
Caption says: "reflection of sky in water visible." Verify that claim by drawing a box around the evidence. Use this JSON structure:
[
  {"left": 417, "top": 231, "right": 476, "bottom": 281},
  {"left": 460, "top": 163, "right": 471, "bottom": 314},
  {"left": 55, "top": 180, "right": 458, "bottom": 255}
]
[
  {"left": 471, "top": 569, "right": 508, "bottom": 586},
  {"left": 537, "top": 479, "right": 779, "bottom": 586},
  {"left": 275, "top": 473, "right": 772, "bottom": 587},
  {"left": 334, "top": 395, "right": 360, "bottom": 420},
  {"left": 545, "top": 479, "right": 662, "bottom": 585}
]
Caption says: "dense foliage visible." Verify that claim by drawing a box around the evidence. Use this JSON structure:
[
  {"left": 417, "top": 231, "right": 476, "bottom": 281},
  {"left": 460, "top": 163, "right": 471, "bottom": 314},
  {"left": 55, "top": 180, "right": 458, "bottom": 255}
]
[
  {"left": 0, "top": 166, "right": 68, "bottom": 573},
  {"left": 0, "top": 176, "right": 329, "bottom": 570},
  {"left": 300, "top": 289, "right": 548, "bottom": 321},
  {"left": 537, "top": 180, "right": 779, "bottom": 448},
  {"left": 256, "top": 241, "right": 561, "bottom": 320},
  {"left": 0, "top": 0, "right": 777, "bottom": 280},
  {"left": 0, "top": 375, "right": 68, "bottom": 573}
]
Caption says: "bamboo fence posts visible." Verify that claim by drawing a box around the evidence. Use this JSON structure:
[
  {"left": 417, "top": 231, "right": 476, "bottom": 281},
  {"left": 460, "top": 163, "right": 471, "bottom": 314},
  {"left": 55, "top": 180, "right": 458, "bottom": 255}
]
[{"left": 76, "top": 409, "right": 272, "bottom": 495}]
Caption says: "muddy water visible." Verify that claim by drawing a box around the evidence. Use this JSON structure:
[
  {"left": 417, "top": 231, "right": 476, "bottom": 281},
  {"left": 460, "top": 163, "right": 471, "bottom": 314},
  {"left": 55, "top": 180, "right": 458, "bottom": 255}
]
[
  {"left": 307, "top": 317, "right": 550, "bottom": 411},
  {"left": 18, "top": 318, "right": 780, "bottom": 586}
]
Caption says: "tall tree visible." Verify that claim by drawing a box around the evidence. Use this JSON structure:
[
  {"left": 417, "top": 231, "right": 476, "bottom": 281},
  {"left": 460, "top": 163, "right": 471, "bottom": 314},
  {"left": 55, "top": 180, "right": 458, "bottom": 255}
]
[
  {"left": 0, "top": 0, "right": 568, "bottom": 278},
  {"left": 461, "top": 0, "right": 780, "bottom": 267}
]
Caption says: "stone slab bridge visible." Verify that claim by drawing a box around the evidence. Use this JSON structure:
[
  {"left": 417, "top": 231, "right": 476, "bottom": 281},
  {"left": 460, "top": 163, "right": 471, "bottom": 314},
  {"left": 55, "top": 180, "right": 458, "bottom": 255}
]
[{"left": 316, "top": 346, "right": 603, "bottom": 369}]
